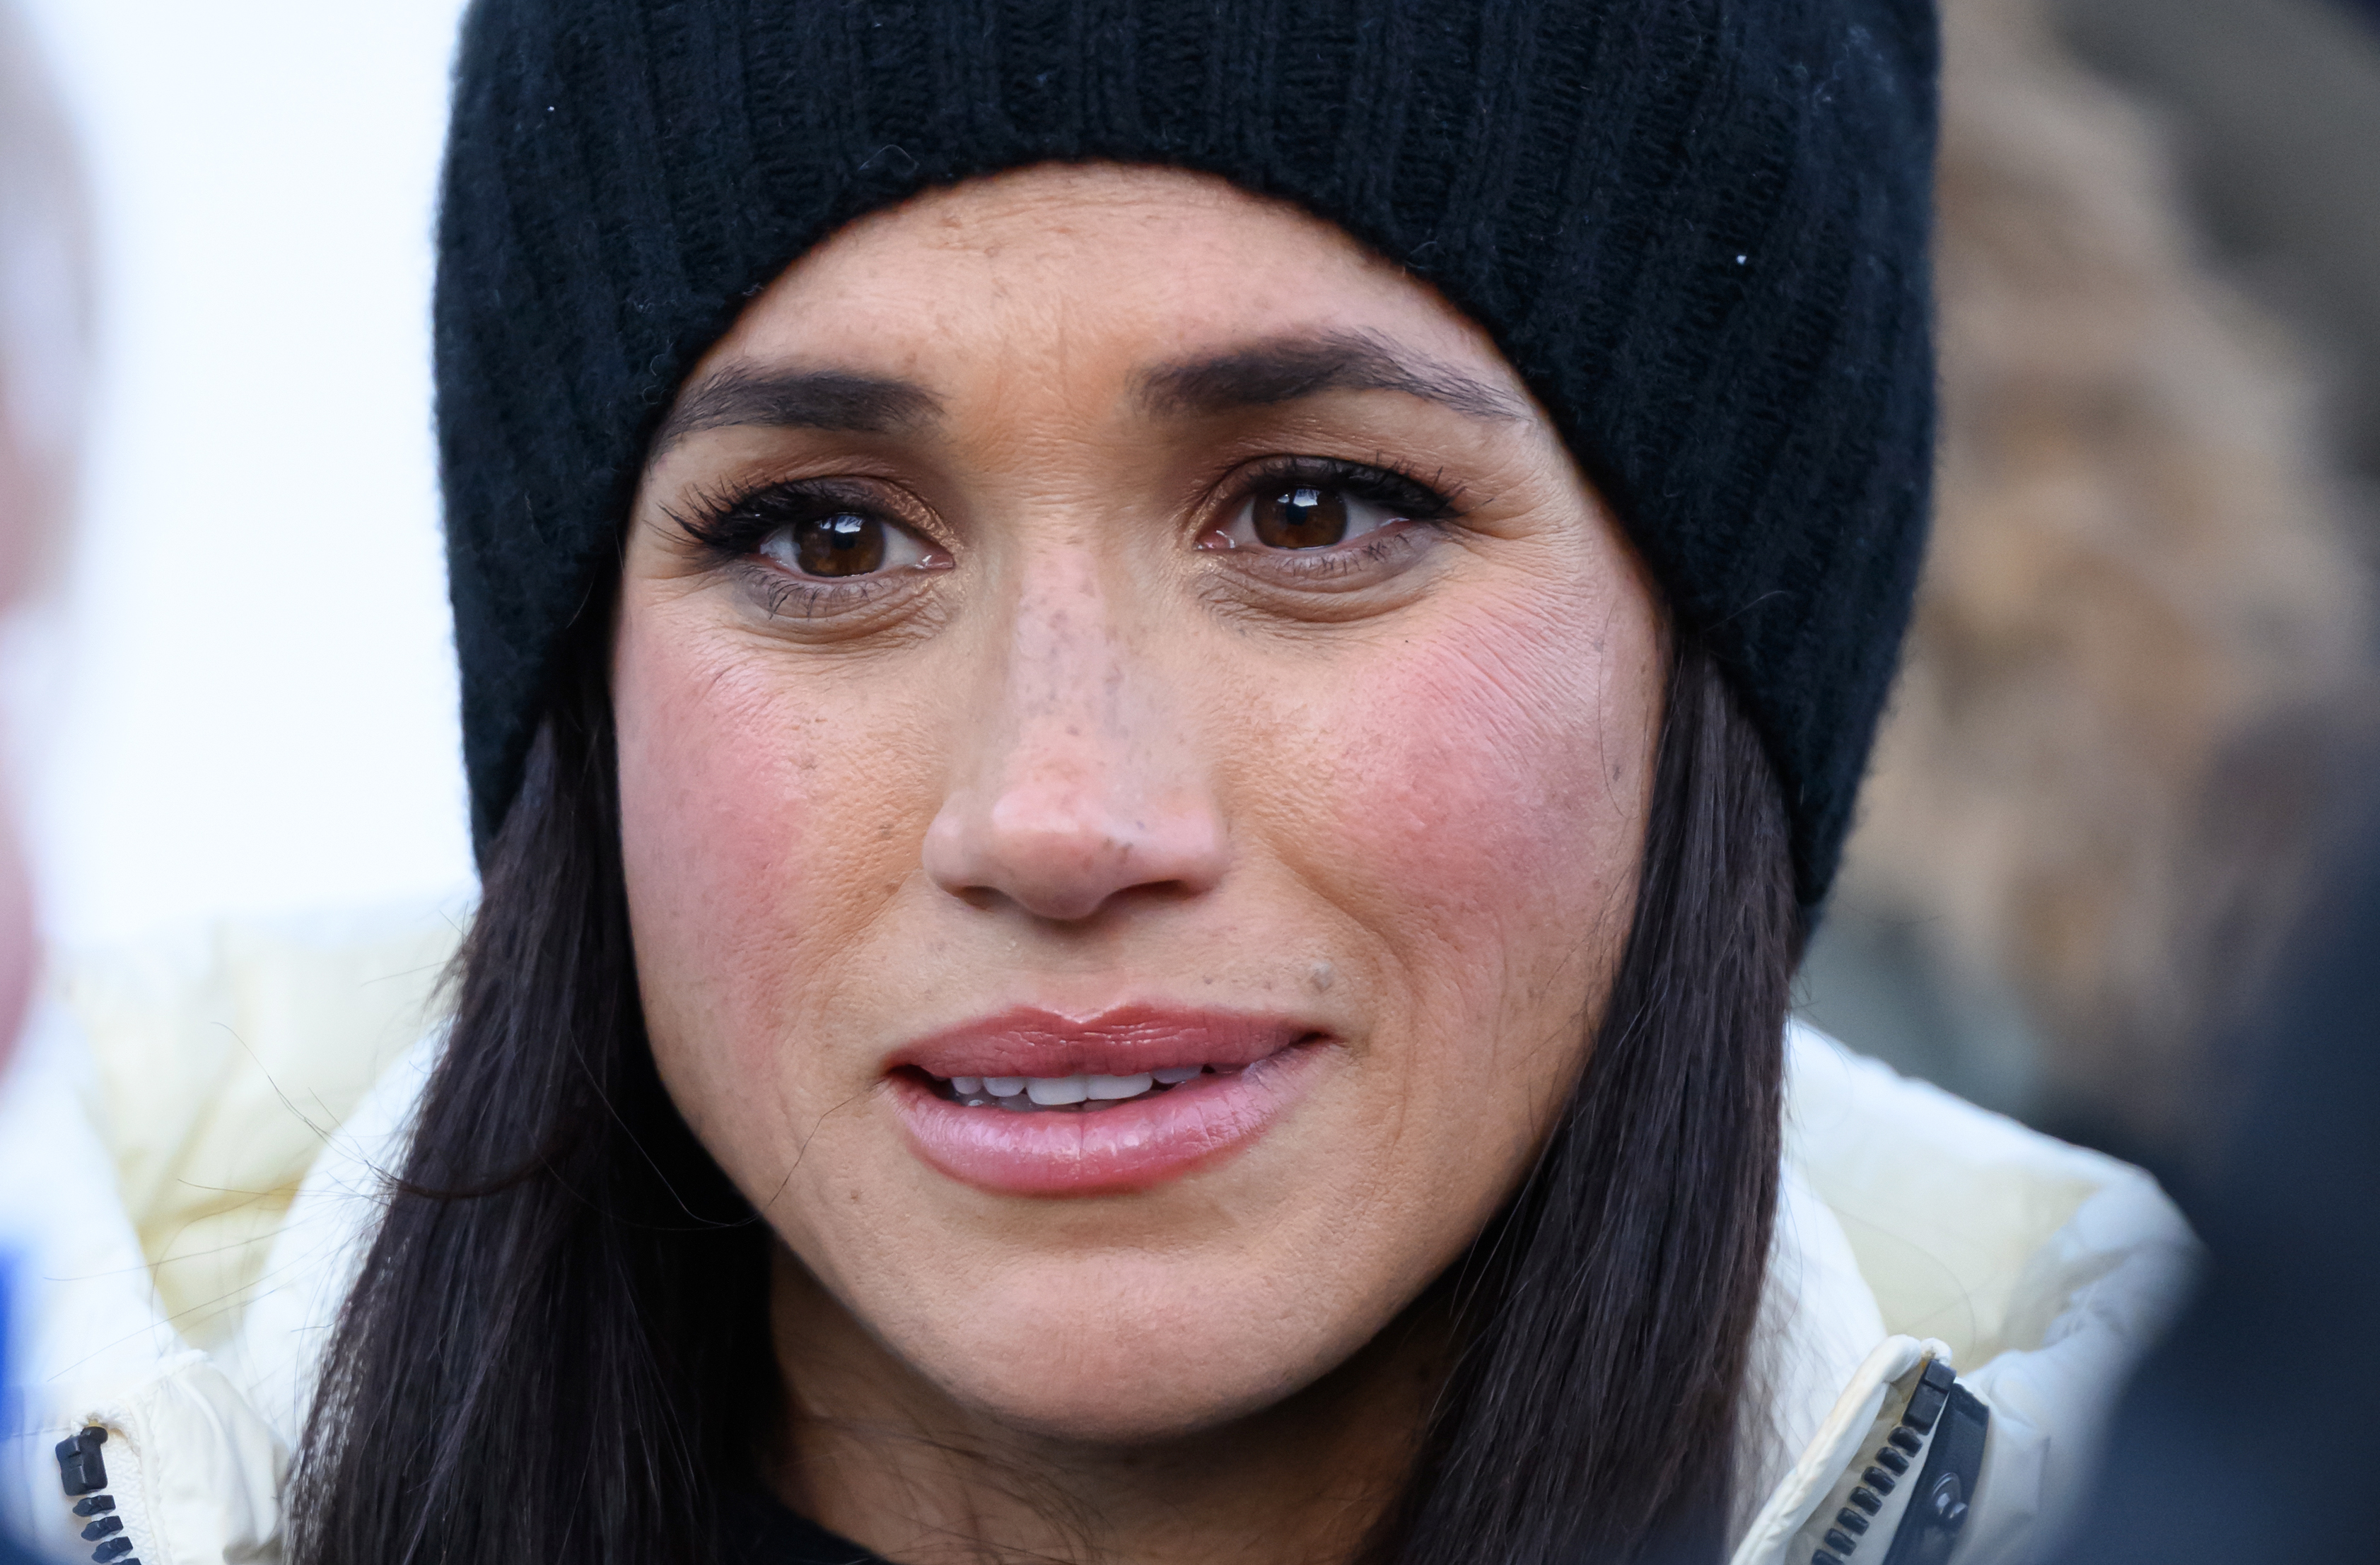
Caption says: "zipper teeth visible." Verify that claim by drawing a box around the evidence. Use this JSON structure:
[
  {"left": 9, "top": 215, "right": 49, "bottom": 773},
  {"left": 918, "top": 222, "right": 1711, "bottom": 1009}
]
[
  {"left": 54, "top": 1424, "right": 144, "bottom": 1565},
  {"left": 1808, "top": 1359, "right": 1956, "bottom": 1565},
  {"left": 1809, "top": 1427, "right": 1920, "bottom": 1562}
]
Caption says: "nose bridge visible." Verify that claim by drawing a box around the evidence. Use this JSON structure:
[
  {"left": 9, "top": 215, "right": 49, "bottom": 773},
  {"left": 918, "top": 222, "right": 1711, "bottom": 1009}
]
[
  {"left": 1005, "top": 547, "right": 1131, "bottom": 768},
  {"left": 925, "top": 544, "right": 1224, "bottom": 921}
]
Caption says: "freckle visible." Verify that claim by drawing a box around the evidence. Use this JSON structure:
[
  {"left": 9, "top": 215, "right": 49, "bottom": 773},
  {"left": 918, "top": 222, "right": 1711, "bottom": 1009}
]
[{"left": 1309, "top": 961, "right": 1336, "bottom": 992}]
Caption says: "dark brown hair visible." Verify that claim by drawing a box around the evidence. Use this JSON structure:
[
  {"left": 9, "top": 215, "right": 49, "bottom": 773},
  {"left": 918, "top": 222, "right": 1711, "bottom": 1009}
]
[{"left": 289, "top": 633, "right": 1797, "bottom": 1565}]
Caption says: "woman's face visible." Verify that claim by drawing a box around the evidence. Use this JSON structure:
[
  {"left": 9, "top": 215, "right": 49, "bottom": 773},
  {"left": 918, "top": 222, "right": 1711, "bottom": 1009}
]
[{"left": 617, "top": 163, "right": 1663, "bottom": 1446}]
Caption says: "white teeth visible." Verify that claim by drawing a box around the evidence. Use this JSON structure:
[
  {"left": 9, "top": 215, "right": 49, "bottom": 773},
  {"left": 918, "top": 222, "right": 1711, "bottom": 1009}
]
[
  {"left": 948, "top": 1067, "right": 1211, "bottom": 1106},
  {"left": 1026, "top": 1075, "right": 1091, "bottom": 1106}
]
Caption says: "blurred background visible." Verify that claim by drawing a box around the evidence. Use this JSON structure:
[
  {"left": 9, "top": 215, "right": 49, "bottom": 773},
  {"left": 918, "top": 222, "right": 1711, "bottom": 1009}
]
[
  {"left": 4, "top": 0, "right": 2377, "bottom": 1188},
  {"left": 1801, "top": 0, "right": 2380, "bottom": 1171},
  {"left": 8, "top": 0, "right": 475, "bottom": 954}
]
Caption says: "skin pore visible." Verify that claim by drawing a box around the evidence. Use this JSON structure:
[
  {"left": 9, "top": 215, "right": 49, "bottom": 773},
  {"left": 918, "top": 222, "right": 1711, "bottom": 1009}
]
[{"left": 614, "top": 164, "right": 1665, "bottom": 1564}]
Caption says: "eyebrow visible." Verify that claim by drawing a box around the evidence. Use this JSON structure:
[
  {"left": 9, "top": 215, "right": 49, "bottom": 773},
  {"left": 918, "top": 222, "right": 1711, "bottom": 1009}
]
[
  {"left": 1136, "top": 329, "right": 1527, "bottom": 423},
  {"left": 648, "top": 365, "right": 940, "bottom": 458}
]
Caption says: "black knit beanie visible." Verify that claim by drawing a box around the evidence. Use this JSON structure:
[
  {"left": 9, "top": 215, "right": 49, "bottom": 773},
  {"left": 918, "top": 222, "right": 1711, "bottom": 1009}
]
[{"left": 436, "top": 0, "right": 1937, "bottom": 908}]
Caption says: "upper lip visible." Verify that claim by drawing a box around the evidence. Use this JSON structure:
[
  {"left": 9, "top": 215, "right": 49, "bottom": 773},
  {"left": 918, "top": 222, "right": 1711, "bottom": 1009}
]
[{"left": 887, "top": 1004, "right": 1321, "bottom": 1079}]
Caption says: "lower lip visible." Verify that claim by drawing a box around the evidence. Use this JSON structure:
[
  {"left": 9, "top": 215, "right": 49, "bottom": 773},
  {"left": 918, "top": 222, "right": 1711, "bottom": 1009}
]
[{"left": 891, "top": 1045, "right": 1325, "bottom": 1196}]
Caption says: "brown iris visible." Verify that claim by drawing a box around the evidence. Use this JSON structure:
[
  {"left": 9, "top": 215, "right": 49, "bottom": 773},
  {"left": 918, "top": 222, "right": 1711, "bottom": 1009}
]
[
  {"left": 1252, "top": 485, "right": 1351, "bottom": 549},
  {"left": 794, "top": 512, "right": 887, "bottom": 576}
]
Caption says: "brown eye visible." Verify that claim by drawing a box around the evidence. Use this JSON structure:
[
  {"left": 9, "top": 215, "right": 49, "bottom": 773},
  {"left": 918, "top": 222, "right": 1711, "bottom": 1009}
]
[
  {"left": 793, "top": 512, "right": 887, "bottom": 576},
  {"left": 755, "top": 508, "right": 940, "bottom": 580},
  {"left": 727, "top": 488, "right": 947, "bottom": 592},
  {"left": 1205, "top": 465, "right": 1434, "bottom": 558},
  {"left": 1251, "top": 485, "right": 1351, "bottom": 550}
]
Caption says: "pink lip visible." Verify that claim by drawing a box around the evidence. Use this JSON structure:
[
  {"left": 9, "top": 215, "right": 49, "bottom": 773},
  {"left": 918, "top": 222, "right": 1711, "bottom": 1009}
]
[{"left": 887, "top": 1005, "right": 1327, "bottom": 1196}]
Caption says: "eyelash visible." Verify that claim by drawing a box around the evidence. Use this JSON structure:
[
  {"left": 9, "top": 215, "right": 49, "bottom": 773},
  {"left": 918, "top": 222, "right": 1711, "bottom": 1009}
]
[
  {"left": 1230, "top": 454, "right": 1465, "bottom": 527},
  {"left": 667, "top": 479, "right": 926, "bottom": 615},
  {"left": 666, "top": 455, "right": 1467, "bottom": 614},
  {"left": 670, "top": 479, "right": 874, "bottom": 561},
  {"left": 1217, "top": 455, "right": 1464, "bottom": 582}
]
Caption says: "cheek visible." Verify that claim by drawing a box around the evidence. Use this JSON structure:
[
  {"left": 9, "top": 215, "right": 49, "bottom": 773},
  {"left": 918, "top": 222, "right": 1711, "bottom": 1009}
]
[
  {"left": 1257, "top": 590, "right": 1658, "bottom": 1063},
  {"left": 618, "top": 625, "right": 807, "bottom": 949},
  {"left": 613, "top": 611, "right": 921, "bottom": 1134}
]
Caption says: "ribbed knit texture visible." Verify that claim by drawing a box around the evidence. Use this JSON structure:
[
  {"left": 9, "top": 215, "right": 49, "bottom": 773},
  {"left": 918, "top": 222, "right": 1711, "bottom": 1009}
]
[{"left": 436, "top": 0, "right": 1937, "bottom": 906}]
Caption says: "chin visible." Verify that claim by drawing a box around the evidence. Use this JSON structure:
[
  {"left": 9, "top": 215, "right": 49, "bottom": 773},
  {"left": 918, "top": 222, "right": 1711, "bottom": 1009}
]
[
  {"left": 881, "top": 1259, "right": 1363, "bottom": 1446},
  {"left": 933, "top": 1340, "right": 1315, "bottom": 1447}
]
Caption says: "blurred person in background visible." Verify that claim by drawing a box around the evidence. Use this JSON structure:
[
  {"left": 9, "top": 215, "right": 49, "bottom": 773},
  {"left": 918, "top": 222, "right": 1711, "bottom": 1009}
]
[
  {"left": 2038, "top": 783, "right": 2380, "bottom": 1561},
  {"left": 0, "top": 0, "right": 81, "bottom": 1074},
  {"left": 1799, "top": 0, "right": 2375, "bottom": 1172},
  {"left": 2048, "top": 1, "right": 2380, "bottom": 1549},
  {"left": 0, "top": 0, "right": 91, "bottom": 1560},
  {"left": 0, "top": 8, "right": 389, "bottom": 1565}
]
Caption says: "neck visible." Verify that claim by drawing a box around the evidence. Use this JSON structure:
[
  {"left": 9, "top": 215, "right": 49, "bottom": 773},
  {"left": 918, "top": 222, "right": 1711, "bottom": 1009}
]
[{"left": 765, "top": 1246, "right": 1452, "bottom": 1565}]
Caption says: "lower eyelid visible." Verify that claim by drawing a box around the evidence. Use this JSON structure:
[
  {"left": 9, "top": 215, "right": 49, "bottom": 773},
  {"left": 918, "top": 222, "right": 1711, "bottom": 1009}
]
[
  {"left": 734, "top": 557, "right": 905, "bottom": 615},
  {"left": 1242, "top": 521, "right": 1437, "bottom": 581}
]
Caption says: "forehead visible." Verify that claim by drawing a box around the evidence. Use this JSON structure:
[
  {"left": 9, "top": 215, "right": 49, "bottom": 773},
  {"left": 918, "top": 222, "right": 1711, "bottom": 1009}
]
[{"left": 703, "top": 163, "right": 1512, "bottom": 390}]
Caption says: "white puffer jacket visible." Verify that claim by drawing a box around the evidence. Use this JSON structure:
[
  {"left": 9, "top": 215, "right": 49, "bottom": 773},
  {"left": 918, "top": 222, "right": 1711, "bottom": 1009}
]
[{"left": 0, "top": 912, "right": 2197, "bottom": 1565}]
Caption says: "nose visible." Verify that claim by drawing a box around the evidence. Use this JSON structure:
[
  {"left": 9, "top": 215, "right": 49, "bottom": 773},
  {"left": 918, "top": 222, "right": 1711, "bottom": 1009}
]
[
  {"left": 924, "top": 769, "right": 1227, "bottom": 922},
  {"left": 923, "top": 580, "right": 1226, "bottom": 923}
]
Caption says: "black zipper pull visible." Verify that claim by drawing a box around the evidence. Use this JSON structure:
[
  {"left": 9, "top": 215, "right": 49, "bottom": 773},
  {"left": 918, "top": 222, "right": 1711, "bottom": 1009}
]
[
  {"left": 54, "top": 1426, "right": 143, "bottom": 1565},
  {"left": 54, "top": 1426, "right": 107, "bottom": 1496}
]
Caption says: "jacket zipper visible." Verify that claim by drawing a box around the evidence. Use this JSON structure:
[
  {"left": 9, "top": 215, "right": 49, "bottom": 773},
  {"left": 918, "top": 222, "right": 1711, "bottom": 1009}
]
[{"left": 54, "top": 1424, "right": 144, "bottom": 1565}]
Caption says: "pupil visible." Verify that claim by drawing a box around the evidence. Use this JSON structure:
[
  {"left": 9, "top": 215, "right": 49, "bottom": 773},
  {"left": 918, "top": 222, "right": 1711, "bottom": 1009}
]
[
  {"left": 795, "top": 512, "right": 886, "bottom": 576},
  {"left": 1252, "top": 484, "right": 1349, "bottom": 550}
]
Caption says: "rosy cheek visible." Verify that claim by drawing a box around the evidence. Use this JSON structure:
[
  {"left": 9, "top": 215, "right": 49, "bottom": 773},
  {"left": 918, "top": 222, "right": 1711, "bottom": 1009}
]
[
  {"left": 625, "top": 670, "right": 796, "bottom": 893},
  {"left": 1335, "top": 639, "right": 1635, "bottom": 913},
  {"left": 1258, "top": 598, "right": 1655, "bottom": 1071},
  {"left": 615, "top": 619, "right": 836, "bottom": 1085}
]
